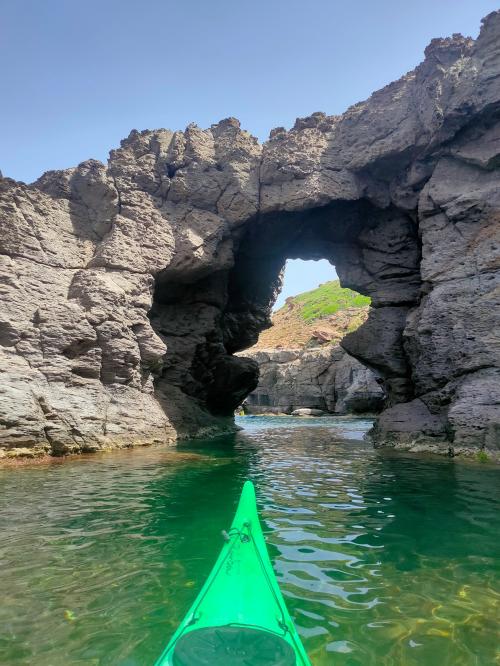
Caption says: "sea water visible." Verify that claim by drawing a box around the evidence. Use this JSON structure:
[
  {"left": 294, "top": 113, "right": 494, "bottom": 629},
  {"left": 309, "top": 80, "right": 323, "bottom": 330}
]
[{"left": 0, "top": 416, "right": 498, "bottom": 665}]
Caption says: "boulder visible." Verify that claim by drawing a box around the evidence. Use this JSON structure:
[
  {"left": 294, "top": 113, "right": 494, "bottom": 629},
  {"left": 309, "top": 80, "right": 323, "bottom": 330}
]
[{"left": 291, "top": 408, "right": 325, "bottom": 417}]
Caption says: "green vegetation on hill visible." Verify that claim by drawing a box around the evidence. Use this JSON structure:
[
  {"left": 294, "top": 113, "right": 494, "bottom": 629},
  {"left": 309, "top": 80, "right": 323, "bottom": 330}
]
[{"left": 280, "top": 280, "right": 371, "bottom": 321}]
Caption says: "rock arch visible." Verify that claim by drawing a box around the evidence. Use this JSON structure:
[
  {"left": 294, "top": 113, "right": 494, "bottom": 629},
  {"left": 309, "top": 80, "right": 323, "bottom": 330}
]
[{"left": 1, "top": 12, "right": 499, "bottom": 457}]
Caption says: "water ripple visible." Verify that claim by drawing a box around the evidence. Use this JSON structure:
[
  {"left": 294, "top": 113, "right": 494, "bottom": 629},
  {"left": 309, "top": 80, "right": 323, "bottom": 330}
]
[{"left": 0, "top": 418, "right": 498, "bottom": 665}]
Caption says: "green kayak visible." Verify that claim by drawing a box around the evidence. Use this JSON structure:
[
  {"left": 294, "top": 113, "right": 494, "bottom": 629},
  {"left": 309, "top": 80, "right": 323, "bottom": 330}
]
[{"left": 154, "top": 480, "right": 312, "bottom": 665}]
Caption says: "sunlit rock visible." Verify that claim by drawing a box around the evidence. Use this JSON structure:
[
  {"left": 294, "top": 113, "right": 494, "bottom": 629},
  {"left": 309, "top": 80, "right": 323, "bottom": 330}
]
[{"left": 1, "top": 12, "right": 499, "bottom": 456}]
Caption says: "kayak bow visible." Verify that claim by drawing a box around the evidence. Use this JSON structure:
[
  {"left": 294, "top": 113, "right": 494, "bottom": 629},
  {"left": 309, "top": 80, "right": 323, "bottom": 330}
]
[{"left": 155, "top": 480, "right": 311, "bottom": 665}]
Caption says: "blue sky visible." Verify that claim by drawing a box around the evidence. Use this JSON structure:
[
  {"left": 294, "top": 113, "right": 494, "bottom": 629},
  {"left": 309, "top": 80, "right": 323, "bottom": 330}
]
[
  {"left": 274, "top": 260, "right": 338, "bottom": 310},
  {"left": 1, "top": 0, "right": 496, "bottom": 301}
]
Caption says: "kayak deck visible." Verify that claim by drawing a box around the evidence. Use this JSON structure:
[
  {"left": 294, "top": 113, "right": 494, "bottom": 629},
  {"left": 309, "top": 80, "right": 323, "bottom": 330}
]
[
  {"left": 172, "top": 625, "right": 296, "bottom": 665},
  {"left": 155, "top": 480, "right": 311, "bottom": 665}
]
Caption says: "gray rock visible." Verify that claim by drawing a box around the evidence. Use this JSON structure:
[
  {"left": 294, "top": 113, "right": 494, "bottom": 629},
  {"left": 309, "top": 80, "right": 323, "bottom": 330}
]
[
  {"left": 291, "top": 408, "right": 325, "bottom": 417},
  {"left": 242, "top": 346, "right": 384, "bottom": 416},
  {"left": 1, "top": 12, "right": 500, "bottom": 457}
]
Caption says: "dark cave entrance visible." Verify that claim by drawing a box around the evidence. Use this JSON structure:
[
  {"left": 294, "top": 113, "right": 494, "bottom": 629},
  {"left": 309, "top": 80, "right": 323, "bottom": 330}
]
[{"left": 148, "top": 198, "right": 422, "bottom": 434}]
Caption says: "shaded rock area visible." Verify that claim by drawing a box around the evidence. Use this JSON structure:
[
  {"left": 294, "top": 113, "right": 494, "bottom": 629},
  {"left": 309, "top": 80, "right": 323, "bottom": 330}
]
[
  {"left": 1, "top": 12, "right": 500, "bottom": 457},
  {"left": 242, "top": 346, "right": 385, "bottom": 416}
]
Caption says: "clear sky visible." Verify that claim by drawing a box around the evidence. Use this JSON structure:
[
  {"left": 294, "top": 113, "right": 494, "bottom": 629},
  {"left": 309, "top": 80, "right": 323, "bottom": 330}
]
[
  {"left": 2, "top": 0, "right": 496, "bottom": 184},
  {"left": 1, "top": 0, "right": 496, "bottom": 298},
  {"left": 274, "top": 260, "right": 338, "bottom": 310}
]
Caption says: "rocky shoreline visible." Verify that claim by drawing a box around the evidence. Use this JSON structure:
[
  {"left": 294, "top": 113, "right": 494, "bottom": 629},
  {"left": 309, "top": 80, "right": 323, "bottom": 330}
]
[
  {"left": 1, "top": 11, "right": 500, "bottom": 459},
  {"left": 242, "top": 346, "right": 384, "bottom": 416}
]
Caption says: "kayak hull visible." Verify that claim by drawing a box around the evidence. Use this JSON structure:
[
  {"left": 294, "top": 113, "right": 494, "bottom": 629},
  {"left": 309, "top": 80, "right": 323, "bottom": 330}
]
[{"left": 154, "top": 480, "right": 311, "bottom": 665}]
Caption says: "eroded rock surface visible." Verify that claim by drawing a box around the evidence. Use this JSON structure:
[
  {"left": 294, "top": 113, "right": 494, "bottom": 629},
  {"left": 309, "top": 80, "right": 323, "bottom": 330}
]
[
  {"left": 242, "top": 347, "right": 384, "bottom": 416},
  {"left": 1, "top": 12, "right": 500, "bottom": 457}
]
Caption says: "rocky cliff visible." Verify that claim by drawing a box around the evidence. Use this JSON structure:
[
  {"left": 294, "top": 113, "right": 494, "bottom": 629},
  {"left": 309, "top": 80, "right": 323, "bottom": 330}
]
[
  {"left": 241, "top": 281, "right": 384, "bottom": 415},
  {"left": 1, "top": 12, "right": 500, "bottom": 458},
  {"left": 242, "top": 347, "right": 384, "bottom": 416}
]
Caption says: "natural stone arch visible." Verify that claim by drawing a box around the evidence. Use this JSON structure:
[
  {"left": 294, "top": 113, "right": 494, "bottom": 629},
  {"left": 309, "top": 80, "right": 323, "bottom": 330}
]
[
  {"left": 222, "top": 200, "right": 421, "bottom": 403},
  {"left": 1, "top": 12, "right": 499, "bottom": 457}
]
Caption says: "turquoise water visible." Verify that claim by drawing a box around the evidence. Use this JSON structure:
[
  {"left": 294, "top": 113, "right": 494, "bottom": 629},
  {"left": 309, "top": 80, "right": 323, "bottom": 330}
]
[{"left": 0, "top": 416, "right": 499, "bottom": 665}]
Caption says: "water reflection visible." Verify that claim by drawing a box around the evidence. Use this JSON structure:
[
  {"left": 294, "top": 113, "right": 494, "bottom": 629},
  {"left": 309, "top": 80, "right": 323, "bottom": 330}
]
[{"left": 0, "top": 416, "right": 498, "bottom": 666}]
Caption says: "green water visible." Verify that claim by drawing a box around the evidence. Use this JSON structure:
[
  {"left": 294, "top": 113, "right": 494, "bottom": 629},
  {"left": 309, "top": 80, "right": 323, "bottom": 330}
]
[{"left": 0, "top": 416, "right": 499, "bottom": 666}]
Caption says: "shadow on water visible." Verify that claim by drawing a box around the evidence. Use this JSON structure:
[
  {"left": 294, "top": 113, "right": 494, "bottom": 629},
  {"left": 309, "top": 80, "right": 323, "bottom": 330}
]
[{"left": 361, "top": 452, "right": 500, "bottom": 566}]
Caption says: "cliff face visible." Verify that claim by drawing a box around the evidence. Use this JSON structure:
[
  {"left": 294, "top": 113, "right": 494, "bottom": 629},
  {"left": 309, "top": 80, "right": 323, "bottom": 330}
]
[
  {"left": 242, "top": 347, "right": 384, "bottom": 416},
  {"left": 240, "top": 282, "right": 384, "bottom": 415},
  {"left": 1, "top": 12, "right": 500, "bottom": 457}
]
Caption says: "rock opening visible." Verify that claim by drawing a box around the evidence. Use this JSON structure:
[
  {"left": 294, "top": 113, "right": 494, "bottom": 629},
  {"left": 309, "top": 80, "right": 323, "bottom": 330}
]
[
  {"left": 2, "top": 13, "right": 500, "bottom": 456},
  {"left": 146, "top": 199, "right": 422, "bottom": 431}
]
